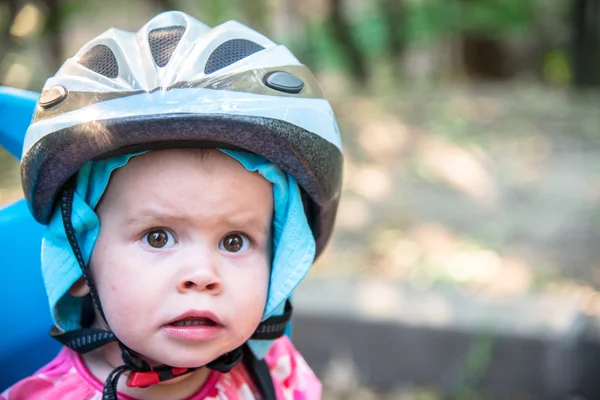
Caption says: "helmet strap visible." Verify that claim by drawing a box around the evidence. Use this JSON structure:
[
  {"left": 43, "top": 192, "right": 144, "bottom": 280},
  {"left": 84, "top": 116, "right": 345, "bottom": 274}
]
[{"left": 59, "top": 184, "right": 109, "bottom": 325}]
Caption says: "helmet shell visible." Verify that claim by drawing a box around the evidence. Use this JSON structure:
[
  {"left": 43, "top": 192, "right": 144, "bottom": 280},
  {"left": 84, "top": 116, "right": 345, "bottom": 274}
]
[{"left": 21, "top": 11, "right": 343, "bottom": 256}]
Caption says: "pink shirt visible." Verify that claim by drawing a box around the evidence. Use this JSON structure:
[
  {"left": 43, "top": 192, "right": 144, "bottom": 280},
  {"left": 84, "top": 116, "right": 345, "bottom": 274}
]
[{"left": 1, "top": 337, "right": 321, "bottom": 400}]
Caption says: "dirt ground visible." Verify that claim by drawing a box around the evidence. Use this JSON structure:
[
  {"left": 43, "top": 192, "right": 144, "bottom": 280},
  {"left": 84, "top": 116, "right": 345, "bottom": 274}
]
[{"left": 313, "top": 82, "right": 600, "bottom": 299}]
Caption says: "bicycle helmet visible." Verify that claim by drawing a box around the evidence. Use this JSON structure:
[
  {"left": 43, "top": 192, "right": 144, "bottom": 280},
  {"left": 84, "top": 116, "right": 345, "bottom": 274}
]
[{"left": 22, "top": 11, "right": 342, "bottom": 254}]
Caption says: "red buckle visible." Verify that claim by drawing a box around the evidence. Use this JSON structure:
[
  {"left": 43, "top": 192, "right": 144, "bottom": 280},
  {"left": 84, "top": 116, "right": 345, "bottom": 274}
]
[
  {"left": 127, "top": 367, "right": 190, "bottom": 388},
  {"left": 127, "top": 371, "right": 160, "bottom": 388},
  {"left": 172, "top": 367, "right": 188, "bottom": 376}
]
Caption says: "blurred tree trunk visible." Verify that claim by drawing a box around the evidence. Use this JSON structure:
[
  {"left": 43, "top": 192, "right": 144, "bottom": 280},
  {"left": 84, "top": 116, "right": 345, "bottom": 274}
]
[
  {"left": 40, "top": 0, "right": 65, "bottom": 73},
  {"left": 272, "top": 0, "right": 299, "bottom": 41},
  {"left": 462, "top": 35, "right": 513, "bottom": 79},
  {"left": 239, "top": 0, "right": 269, "bottom": 35},
  {"left": 572, "top": 0, "right": 600, "bottom": 87},
  {"left": 152, "top": 0, "right": 179, "bottom": 12},
  {"left": 0, "top": 0, "right": 20, "bottom": 79},
  {"left": 302, "top": 18, "right": 317, "bottom": 69},
  {"left": 273, "top": 0, "right": 309, "bottom": 66},
  {"left": 328, "top": 0, "right": 367, "bottom": 85},
  {"left": 287, "top": 0, "right": 317, "bottom": 69},
  {"left": 379, "top": 0, "right": 405, "bottom": 78},
  {"left": 459, "top": 0, "right": 514, "bottom": 80}
]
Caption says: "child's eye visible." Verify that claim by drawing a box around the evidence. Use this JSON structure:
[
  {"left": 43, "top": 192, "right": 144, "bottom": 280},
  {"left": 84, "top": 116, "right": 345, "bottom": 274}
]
[
  {"left": 142, "top": 229, "right": 176, "bottom": 249},
  {"left": 219, "top": 233, "right": 250, "bottom": 253}
]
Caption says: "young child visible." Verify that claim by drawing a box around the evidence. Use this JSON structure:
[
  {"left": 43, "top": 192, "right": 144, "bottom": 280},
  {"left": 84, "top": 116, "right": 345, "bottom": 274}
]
[{"left": 2, "top": 11, "right": 343, "bottom": 400}]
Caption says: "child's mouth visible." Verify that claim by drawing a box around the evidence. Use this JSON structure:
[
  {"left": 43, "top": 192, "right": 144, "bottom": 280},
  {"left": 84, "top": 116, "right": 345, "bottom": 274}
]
[
  {"left": 163, "top": 313, "right": 224, "bottom": 341},
  {"left": 169, "top": 317, "right": 217, "bottom": 327}
]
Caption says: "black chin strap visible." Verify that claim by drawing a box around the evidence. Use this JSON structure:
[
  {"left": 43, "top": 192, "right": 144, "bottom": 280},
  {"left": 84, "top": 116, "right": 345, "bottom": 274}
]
[
  {"left": 242, "top": 344, "right": 277, "bottom": 399},
  {"left": 54, "top": 184, "right": 289, "bottom": 400}
]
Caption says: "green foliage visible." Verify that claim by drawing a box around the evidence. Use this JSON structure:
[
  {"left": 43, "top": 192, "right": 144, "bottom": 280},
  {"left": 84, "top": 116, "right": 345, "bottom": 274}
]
[
  {"left": 0, "top": 3, "right": 9, "bottom": 32},
  {"left": 543, "top": 50, "right": 572, "bottom": 85},
  {"left": 0, "top": 147, "right": 19, "bottom": 187},
  {"left": 291, "top": 0, "right": 540, "bottom": 74},
  {"left": 286, "top": 19, "right": 347, "bottom": 71},
  {"left": 404, "top": 0, "right": 461, "bottom": 44},
  {"left": 352, "top": 11, "right": 389, "bottom": 57},
  {"left": 450, "top": 333, "right": 496, "bottom": 399},
  {"left": 461, "top": 0, "right": 535, "bottom": 36},
  {"left": 402, "top": 0, "right": 535, "bottom": 44},
  {"left": 202, "top": 0, "right": 238, "bottom": 26},
  {"left": 55, "top": 0, "right": 112, "bottom": 24}
]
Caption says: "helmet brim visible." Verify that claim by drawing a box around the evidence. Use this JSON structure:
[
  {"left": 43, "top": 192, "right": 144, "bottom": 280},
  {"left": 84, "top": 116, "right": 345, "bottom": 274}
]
[{"left": 22, "top": 113, "right": 342, "bottom": 256}]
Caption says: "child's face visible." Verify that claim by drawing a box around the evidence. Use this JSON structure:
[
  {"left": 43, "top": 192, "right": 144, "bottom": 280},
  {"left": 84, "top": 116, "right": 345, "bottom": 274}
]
[{"left": 89, "top": 149, "right": 272, "bottom": 367}]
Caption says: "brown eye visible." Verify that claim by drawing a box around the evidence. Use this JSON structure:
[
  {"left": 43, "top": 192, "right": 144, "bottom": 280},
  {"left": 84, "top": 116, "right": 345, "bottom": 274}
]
[
  {"left": 220, "top": 233, "right": 249, "bottom": 253},
  {"left": 143, "top": 229, "right": 175, "bottom": 248}
]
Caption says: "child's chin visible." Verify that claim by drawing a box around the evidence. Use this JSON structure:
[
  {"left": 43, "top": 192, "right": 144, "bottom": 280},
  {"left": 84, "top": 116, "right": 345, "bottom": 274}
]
[{"left": 153, "top": 351, "right": 223, "bottom": 369}]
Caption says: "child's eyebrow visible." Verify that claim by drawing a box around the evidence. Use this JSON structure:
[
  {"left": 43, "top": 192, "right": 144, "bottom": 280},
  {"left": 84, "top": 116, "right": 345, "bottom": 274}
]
[
  {"left": 122, "top": 212, "right": 270, "bottom": 235},
  {"left": 122, "top": 213, "right": 165, "bottom": 227},
  {"left": 225, "top": 218, "right": 270, "bottom": 236}
]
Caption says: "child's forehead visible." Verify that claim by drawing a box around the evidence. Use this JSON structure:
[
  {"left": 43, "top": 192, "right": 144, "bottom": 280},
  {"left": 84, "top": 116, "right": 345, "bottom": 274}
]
[
  {"left": 115, "top": 147, "right": 241, "bottom": 175},
  {"left": 101, "top": 147, "right": 271, "bottom": 206},
  {"left": 139, "top": 147, "right": 222, "bottom": 162}
]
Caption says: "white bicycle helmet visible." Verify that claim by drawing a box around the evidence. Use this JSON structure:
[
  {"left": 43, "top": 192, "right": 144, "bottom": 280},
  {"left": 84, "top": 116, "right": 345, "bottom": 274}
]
[{"left": 22, "top": 10, "right": 343, "bottom": 257}]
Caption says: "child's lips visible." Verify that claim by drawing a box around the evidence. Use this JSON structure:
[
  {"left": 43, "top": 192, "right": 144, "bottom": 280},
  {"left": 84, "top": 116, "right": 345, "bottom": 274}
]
[
  {"left": 165, "top": 310, "right": 223, "bottom": 326},
  {"left": 162, "top": 321, "right": 224, "bottom": 341},
  {"left": 162, "top": 310, "right": 225, "bottom": 341},
  {"left": 169, "top": 317, "right": 217, "bottom": 327}
]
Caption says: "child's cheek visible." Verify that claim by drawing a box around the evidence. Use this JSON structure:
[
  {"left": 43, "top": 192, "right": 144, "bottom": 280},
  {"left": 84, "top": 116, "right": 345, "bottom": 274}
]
[{"left": 91, "top": 250, "right": 138, "bottom": 323}]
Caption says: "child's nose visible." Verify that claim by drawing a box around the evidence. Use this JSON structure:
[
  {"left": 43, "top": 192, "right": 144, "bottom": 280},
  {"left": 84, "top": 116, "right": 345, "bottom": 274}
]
[{"left": 177, "top": 268, "right": 222, "bottom": 295}]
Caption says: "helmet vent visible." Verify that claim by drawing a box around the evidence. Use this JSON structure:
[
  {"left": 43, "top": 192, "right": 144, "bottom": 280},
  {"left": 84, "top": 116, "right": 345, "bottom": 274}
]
[
  {"left": 148, "top": 26, "right": 186, "bottom": 67},
  {"left": 204, "top": 39, "right": 264, "bottom": 74},
  {"left": 78, "top": 44, "right": 119, "bottom": 78}
]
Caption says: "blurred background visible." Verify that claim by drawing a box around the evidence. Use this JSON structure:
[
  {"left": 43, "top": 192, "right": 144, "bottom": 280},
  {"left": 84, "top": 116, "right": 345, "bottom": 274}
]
[{"left": 1, "top": 0, "right": 599, "bottom": 399}]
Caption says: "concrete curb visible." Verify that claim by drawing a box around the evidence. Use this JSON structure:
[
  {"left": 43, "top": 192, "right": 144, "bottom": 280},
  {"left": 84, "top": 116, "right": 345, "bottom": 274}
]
[{"left": 291, "top": 279, "right": 600, "bottom": 399}]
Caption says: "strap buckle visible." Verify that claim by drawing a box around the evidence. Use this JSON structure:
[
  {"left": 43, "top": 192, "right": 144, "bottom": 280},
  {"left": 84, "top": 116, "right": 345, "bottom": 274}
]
[{"left": 127, "top": 366, "right": 192, "bottom": 388}]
